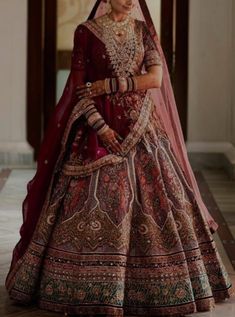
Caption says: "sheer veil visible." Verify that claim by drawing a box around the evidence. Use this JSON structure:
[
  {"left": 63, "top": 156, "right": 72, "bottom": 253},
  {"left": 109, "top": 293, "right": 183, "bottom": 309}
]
[
  {"left": 6, "top": 0, "right": 218, "bottom": 283},
  {"left": 93, "top": 0, "right": 218, "bottom": 232}
]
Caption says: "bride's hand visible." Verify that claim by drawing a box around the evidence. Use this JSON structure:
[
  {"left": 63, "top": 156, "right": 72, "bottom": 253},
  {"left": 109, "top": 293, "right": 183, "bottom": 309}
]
[
  {"left": 76, "top": 80, "right": 106, "bottom": 99},
  {"left": 99, "top": 127, "right": 123, "bottom": 155}
]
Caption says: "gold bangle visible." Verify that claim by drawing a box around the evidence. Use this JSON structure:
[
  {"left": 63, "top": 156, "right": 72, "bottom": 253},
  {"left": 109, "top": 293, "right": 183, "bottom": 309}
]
[
  {"left": 97, "top": 124, "right": 109, "bottom": 136},
  {"left": 104, "top": 78, "right": 111, "bottom": 94},
  {"left": 118, "top": 77, "right": 128, "bottom": 93},
  {"left": 133, "top": 76, "right": 138, "bottom": 91}
]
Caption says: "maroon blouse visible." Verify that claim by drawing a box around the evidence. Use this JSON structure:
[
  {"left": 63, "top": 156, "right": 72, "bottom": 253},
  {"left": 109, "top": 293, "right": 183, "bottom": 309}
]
[{"left": 64, "top": 18, "right": 162, "bottom": 165}]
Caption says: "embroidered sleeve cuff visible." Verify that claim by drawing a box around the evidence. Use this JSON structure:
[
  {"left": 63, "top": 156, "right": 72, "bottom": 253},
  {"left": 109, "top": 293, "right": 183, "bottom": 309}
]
[{"left": 144, "top": 50, "right": 162, "bottom": 68}]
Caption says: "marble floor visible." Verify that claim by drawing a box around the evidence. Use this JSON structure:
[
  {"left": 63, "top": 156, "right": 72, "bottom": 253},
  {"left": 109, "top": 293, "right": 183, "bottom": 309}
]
[{"left": 0, "top": 168, "right": 235, "bottom": 316}]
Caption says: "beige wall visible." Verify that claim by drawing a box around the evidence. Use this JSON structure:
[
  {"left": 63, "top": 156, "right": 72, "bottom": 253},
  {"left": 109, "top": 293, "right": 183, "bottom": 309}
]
[
  {"left": 187, "top": 0, "right": 235, "bottom": 173},
  {"left": 57, "top": 0, "right": 94, "bottom": 50},
  {"left": 146, "top": 0, "right": 161, "bottom": 36},
  {"left": 232, "top": 0, "right": 235, "bottom": 144},
  {"left": 188, "top": 0, "right": 233, "bottom": 143},
  {"left": 0, "top": 0, "right": 33, "bottom": 166}
]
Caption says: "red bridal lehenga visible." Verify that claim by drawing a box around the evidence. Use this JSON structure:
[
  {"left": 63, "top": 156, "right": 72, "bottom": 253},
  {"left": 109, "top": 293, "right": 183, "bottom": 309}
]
[{"left": 5, "top": 1, "right": 233, "bottom": 316}]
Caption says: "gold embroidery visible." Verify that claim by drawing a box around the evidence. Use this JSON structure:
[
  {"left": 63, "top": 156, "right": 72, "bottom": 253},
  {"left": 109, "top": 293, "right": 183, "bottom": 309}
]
[
  {"left": 142, "top": 22, "right": 162, "bottom": 68},
  {"left": 83, "top": 17, "right": 145, "bottom": 76},
  {"left": 61, "top": 93, "right": 153, "bottom": 177},
  {"left": 97, "top": 14, "right": 138, "bottom": 77},
  {"left": 144, "top": 49, "right": 162, "bottom": 68}
]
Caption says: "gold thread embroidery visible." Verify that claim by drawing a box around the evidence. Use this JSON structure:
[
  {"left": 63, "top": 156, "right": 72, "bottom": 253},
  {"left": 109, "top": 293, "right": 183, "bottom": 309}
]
[
  {"left": 84, "top": 17, "right": 145, "bottom": 77},
  {"left": 61, "top": 93, "right": 153, "bottom": 177}
]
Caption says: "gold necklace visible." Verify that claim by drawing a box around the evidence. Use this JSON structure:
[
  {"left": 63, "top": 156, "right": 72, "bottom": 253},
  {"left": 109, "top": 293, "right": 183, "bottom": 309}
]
[
  {"left": 105, "top": 13, "right": 131, "bottom": 37},
  {"left": 101, "top": 13, "right": 137, "bottom": 77}
]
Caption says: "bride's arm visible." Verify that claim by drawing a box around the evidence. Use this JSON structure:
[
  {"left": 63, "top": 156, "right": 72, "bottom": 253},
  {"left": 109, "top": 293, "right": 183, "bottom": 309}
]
[
  {"left": 132, "top": 65, "right": 163, "bottom": 90},
  {"left": 76, "top": 20, "right": 163, "bottom": 98},
  {"left": 76, "top": 63, "right": 162, "bottom": 98},
  {"left": 134, "top": 21, "right": 163, "bottom": 90}
]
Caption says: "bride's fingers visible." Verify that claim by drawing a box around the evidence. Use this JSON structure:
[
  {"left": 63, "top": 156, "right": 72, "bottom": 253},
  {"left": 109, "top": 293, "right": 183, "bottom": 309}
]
[
  {"left": 110, "top": 138, "right": 123, "bottom": 153},
  {"left": 106, "top": 146, "right": 112, "bottom": 153},
  {"left": 103, "top": 140, "right": 120, "bottom": 154},
  {"left": 76, "top": 82, "right": 98, "bottom": 92},
  {"left": 113, "top": 137, "right": 122, "bottom": 150},
  {"left": 76, "top": 84, "right": 88, "bottom": 91},
  {"left": 77, "top": 92, "right": 94, "bottom": 99},
  {"left": 76, "top": 88, "right": 89, "bottom": 95},
  {"left": 115, "top": 133, "right": 123, "bottom": 142}
]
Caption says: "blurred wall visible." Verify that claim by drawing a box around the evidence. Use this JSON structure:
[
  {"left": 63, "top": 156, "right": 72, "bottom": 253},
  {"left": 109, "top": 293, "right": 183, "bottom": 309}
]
[
  {"left": 0, "top": 0, "right": 33, "bottom": 167},
  {"left": 57, "top": 0, "right": 94, "bottom": 50},
  {"left": 187, "top": 0, "right": 235, "bottom": 176},
  {"left": 233, "top": 0, "right": 235, "bottom": 145}
]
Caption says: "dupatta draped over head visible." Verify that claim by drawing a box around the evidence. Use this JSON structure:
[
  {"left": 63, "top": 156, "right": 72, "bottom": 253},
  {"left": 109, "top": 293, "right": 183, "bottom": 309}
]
[{"left": 6, "top": 0, "right": 218, "bottom": 279}]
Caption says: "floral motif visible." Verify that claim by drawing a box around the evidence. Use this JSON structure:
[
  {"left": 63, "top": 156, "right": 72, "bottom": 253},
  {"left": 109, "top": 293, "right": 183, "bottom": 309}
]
[{"left": 6, "top": 122, "right": 233, "bottom": 316}]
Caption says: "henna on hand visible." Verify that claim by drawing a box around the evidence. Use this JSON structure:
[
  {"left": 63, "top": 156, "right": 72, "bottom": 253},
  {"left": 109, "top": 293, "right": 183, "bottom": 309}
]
[
  {"left": 76, "top": 80, "right": 106, "bottom": 99},
  {"left": 98, "top": 127, "right": 124, "bottom": 155}
]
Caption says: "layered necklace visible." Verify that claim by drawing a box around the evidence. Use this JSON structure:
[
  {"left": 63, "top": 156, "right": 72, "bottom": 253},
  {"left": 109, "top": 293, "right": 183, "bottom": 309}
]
[{"left": 101, "top": 13, "right": 137, "bottom": 77}]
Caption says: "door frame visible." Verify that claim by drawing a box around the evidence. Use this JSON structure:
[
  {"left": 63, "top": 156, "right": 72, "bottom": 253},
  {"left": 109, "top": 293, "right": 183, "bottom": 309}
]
[{"left": 27, "top": 0, "right": 57, "bottom": 160}]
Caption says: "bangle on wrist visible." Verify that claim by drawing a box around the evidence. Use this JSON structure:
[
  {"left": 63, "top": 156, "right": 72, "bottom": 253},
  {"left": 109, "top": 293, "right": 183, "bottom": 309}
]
[
  {"left": 104, "top": 78, "right": 119, "bottom": 94},
  {"left": 132, "top": 76, "right": 138, "bottom": 91},
  {"left": 104, "top": 76, "right": 138, "bottom": 94},
  {"left": 111, "top": 78, "right": 117, "bottom": 93},
  {"left": 118, "top": 77, "right": 128, "bottom": 93},
  {"left": 83, "top": 102, "right": 108, "bottom": 133},
  {"left": 126, "top": 76, "right": 138, "bottom": 92},
  {"left": 97, "top": 123, "right": 110, "bottom": 135},
  {"left": 104, "top": 78, "right": 112, "bottom": 94}
]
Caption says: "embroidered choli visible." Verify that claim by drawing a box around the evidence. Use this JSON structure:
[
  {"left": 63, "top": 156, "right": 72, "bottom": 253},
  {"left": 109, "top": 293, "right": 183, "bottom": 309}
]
[
  {"left": 59, "top": 15, "right": 163, "bottom": 175},
  {"left": 71, "top": 16, "right": 162, "bottom": 75}
]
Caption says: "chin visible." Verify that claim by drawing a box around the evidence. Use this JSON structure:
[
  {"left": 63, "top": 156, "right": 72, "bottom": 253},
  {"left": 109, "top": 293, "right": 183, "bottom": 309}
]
[
  {"left": 121, "top": 9, "right": 131, "bottom": 14},
  {"left": 120, "top": 5, "right": 132, "bottom": 14}
]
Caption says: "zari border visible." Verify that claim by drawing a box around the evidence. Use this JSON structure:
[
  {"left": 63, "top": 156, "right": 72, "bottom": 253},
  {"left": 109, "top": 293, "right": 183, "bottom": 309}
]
[
  {"left": 37, "top": 286, "right": 233, "bottom": 317},
  {"left": 61, "top": 92, "right": 153, "bottom": 177},
  {"left": 83, "top": 19, "right": 105, "bottom": 44},
  {"left": 5, "top": 168, "right": 70, "bottom": 292},
  {"left": 62, "top": 98, "right": 95, "bottom": 145}
]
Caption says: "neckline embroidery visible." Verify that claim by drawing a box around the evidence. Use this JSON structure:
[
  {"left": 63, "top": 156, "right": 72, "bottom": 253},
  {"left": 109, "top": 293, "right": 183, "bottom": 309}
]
[{"left": 84, "top": 16, "right": 143, "bottom": 77}]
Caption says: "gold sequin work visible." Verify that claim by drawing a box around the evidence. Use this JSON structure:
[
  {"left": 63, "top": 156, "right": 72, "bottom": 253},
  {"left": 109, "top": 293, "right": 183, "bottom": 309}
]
[{"left": 97, "top": 13, "right": 140, "bottom": 77}]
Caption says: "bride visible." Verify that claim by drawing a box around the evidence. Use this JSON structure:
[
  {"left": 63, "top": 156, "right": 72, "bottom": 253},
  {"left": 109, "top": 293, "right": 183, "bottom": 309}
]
[{"left": 5, "top": 0, "right": 233, "bottom": 316}]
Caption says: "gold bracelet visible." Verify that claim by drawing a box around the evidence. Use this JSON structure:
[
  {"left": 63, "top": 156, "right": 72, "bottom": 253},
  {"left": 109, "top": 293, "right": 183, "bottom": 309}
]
[
  {"left": 118, "top": 77, "right": 128, "bottom": 93},
  {"left": 97, "top": 124, "right": 110, "bottom": 136},
  {"left": 132, "top": 76, "right": 138, "bottom": 91},
  {"left": 104, "top": 78, "right": 111, "bottom": 94}
]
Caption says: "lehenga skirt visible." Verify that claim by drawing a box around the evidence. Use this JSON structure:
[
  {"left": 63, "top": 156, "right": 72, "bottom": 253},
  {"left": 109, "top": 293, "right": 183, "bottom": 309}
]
[{"left": 6, "top": 115, "right": 233, "bottom": 317}]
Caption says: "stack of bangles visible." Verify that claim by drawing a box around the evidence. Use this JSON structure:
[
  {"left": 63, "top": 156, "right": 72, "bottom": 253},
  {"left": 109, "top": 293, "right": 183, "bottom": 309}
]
[
  {"left": 83, "top": 101, "right": 109, "bottom": 136},
  {"left": 82, "top": 76, "right": 138, "bottom": 136},
  {"left": 104, "top": 76, "right": 138, "bottom": 94}
]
